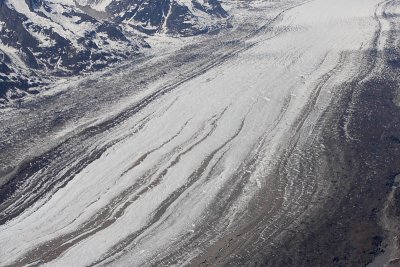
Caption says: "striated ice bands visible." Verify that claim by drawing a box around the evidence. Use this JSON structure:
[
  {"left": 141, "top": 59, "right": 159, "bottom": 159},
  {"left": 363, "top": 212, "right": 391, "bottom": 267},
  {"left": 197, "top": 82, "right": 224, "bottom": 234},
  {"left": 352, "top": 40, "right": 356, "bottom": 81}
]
[{"left": 0, "top": 0, "right": 396, "bottom": 266}]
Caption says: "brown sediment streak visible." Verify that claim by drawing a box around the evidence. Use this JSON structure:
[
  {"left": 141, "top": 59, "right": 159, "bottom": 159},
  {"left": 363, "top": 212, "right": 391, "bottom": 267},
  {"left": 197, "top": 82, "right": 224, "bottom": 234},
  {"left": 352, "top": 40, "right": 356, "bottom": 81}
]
[
  {"left": 0, "top": 0, "right": 305, "bottom": 232},
  {"left": 152, "top": 47, "right": 346, "bottom": 266},
  {"left": 9, "top": 107, "right": 229, "bottom": 266},
  {"left": 191, "top": 1, "right": 399, "bottom": 266},
  {"left": 0, "top": 112, "right": 154, "bottom": 226},
  {"left": 187, "top": 2, "right": 390, "bottom": 265},
  {"left": 90, "top": 112, "right": 249, "bottom": 267},
  {"left": 0, "top": 26, "right": 251, "bottom": 227},
  {"left": 0, "top": 94, "right": 180, "bottom": 226},
  {"left": 184, "top": 57, "right": 345, "bottom": 267},
  {"left": 120, "top": 118, "right": 192, "bottom": 177}
]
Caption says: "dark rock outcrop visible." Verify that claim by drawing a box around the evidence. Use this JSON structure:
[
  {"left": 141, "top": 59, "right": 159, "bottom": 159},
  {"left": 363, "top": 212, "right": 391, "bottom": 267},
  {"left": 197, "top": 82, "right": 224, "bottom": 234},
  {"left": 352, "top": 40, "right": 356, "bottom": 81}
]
[{"left": 0, "top": 0, "right": 228, "bottom": 103}]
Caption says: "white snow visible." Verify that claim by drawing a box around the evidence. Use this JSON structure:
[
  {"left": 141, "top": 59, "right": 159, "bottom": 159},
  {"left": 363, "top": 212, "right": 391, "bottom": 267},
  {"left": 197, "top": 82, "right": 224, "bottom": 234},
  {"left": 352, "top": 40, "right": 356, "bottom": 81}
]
[
  {"left": 0, "top": 0, "right": 388, "bottom": 265},
  {"left": 76, "top": 0, "right": 114, "bottom": 11}
]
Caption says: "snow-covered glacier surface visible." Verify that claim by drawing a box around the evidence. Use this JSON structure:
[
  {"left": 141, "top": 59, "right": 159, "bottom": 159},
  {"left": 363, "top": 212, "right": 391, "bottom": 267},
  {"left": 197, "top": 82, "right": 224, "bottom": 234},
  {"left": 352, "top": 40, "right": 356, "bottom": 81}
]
[{"left": 1, "top": 0, "right": 400, "bottom": 266}]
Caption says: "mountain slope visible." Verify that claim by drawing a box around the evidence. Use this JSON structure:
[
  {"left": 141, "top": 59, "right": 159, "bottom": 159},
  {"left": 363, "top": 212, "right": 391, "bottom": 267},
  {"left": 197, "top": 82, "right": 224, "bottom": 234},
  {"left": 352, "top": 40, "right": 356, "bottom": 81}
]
[
  {"left": 106, "top": 0, "right": 229, "bottom": 35},
  {"left": 0, "top": 0, "right": 143, "bottom": 101},
  {"left": 0, "top": 0, "right": 228, "bottom": 103}
]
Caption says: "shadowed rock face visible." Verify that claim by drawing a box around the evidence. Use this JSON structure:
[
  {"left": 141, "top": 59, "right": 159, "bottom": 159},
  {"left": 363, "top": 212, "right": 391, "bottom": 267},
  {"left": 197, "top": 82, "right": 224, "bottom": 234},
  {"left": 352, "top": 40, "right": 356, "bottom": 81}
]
[
  {"left": 0, "top": 0, "right": 228, "bottom": 103},
  {"left": 108, "top": 0, "right": 228, "bottom": 35},
  {"left": 0, "top": 2, "right": 41, "bottom": 100},
  {"left": 25, "top": 0, "right": 43, "bottom": 11},
  {"left": 0, "top": 0, "right": 141, "bottom": 102}
]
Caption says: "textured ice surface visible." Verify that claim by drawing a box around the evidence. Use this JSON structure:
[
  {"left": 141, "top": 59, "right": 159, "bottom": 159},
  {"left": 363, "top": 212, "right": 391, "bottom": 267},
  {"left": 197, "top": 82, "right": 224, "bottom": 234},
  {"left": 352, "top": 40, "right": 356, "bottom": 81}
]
[{"left": 0, "top": 0, "right": 389, "bottom": 265}]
